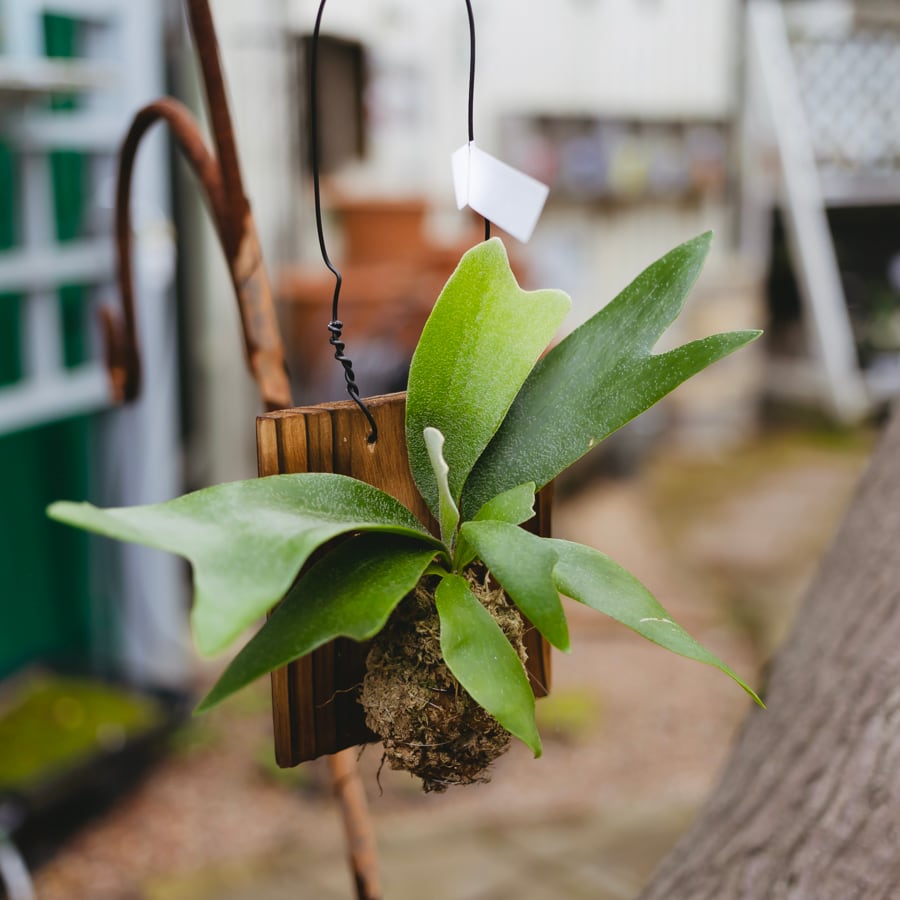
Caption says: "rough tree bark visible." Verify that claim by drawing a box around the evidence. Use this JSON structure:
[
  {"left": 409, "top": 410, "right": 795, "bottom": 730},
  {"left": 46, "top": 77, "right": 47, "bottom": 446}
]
[{"left": 640, "top": 405, "right": 900, "bottom": 900}]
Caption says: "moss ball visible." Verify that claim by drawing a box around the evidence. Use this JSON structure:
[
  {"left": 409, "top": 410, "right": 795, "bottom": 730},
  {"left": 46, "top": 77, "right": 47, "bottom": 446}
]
[{"left": 359, "top": 566, "right": 527, "bottom": 792}]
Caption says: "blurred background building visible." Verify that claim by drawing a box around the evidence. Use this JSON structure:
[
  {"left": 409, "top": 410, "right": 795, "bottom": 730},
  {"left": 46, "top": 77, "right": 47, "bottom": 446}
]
[{"left": 1, "top": 0, "right": 760, "bottom": 695}]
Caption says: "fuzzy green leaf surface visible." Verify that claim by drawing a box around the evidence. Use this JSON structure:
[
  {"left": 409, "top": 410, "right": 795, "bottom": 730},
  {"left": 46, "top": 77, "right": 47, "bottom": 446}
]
[
  {"left": 461, "top": 521, "right": 570, "bottom": 652},
  {"left": 548, "top": 539, "right": 763, "bottom": 706},
  {"left": 461, "top": 233, "right": 762, "bottom": 516},
  {"left": 197, "top": 534, "right": 438, "bottom": 712},
  {"left": 407, "top": 238, "right": 570, "bottom": 518},
  {"left": 473, "top": 482, "right": 536, "bottom": 526},
  {"left": 48, "top": 474, "right": 440, "bottom": 656},
  {"left": 435, "top": 574, "right": 542, "bottom": 757}
]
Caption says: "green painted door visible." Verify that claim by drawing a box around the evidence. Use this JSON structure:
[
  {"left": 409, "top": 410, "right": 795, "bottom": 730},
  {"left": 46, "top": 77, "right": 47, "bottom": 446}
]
[{"left": 0, "top": 15, "right": 107, "bottom": 678}]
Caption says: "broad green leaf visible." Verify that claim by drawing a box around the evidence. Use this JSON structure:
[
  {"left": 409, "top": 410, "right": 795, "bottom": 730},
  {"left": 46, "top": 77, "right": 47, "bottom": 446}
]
[
  {"left": 197, "top": 534, "right": 437, "bottom": 712},
  {"left": 436, "top": 574, "right": 541, "bottom": 756},
  {"left": 461, "top": 233, "right": 762, "bottom": 516},
  {"left": 473, "top": 482, "right": 536, "bottom": 526},
  {"left": 548, "top": 539, "right": 763, "bottom": 706},
  {"left": 407, "top": 238, "right": 570, "bottom": 517},
  {"left": 455, "top": 482, "right": 537, "bottom": 570},
  {"left": 424, "top": 427, "right": 459, "bottom": 547},
  {"left": 460, "top": 521, "right": 569, "bottom": 652},
  {"left": 48, "top": 474, "right": 440, "bottom": 656}
]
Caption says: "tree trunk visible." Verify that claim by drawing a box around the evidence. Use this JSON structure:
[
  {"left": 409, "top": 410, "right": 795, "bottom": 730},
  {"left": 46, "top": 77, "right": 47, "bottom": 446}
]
[{"left": 640, "top": 406, "right": 900, "bottom": 900}]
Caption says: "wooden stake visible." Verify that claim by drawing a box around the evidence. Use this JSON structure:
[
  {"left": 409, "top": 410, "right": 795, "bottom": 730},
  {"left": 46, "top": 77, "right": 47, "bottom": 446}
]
[{"left": 328, "top": 750, "right": 382, "bottom": 900}]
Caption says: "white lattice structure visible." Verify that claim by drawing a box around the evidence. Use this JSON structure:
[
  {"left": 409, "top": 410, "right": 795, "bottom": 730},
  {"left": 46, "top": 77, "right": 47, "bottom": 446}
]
[
  {"left": 742, "top": 0, "right": 900, "bottom": 419},
  {"left": 0, "top": 0, "right": 188, "bottom": 686}
]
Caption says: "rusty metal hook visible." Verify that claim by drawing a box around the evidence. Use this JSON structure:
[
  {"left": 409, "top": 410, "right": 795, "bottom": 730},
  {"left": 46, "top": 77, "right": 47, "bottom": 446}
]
[{"left": 107, "top": 0, "right": 292, "bottom": 413}]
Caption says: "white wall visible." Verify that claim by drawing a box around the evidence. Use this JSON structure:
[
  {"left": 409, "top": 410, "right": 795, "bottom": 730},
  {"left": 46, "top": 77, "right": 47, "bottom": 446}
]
[
  {"left": 290, "top": 0, "right": 740, "bottom": 200},
  {"left": 477, "top": 0, "right": 739, "bottom": 119}
]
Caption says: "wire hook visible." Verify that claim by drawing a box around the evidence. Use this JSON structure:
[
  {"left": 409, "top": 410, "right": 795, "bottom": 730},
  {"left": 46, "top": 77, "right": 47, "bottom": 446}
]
[
  {"left": 310, "top": 0, "right": 378, "bottom": 442},
  {"left": 309, "top": 0, "right": 491, "bottom": 443},
  {"left": 464, "top": 0, "right": 491, "bottom": 241},
  {"left": 110, "top": 0, "right": 292, "bottom": 414}
]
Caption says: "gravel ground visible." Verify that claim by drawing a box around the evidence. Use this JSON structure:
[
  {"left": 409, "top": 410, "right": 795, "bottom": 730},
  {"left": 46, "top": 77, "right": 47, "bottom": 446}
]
[{"left": 30, "top": 426, "right": 872, "bottom": 899}]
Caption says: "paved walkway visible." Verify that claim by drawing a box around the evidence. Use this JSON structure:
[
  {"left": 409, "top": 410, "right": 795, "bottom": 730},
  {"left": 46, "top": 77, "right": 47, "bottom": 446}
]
[
  {"left": 33, "top": 429, "right": 871, "bottom": 900},
  {"left": 144, "top": 799, "right": 694, "bottom": 899}
]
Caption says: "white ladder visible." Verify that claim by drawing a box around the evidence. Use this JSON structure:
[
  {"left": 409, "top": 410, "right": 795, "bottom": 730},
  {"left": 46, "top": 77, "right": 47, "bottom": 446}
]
[{"left": 742, "top": 0, "right": 900, "bottom": 420}]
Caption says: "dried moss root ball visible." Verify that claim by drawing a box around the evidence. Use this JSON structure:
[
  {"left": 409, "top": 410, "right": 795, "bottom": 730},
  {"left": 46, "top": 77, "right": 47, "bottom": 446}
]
[{"left": 359, "top": 566, "right": 527, "bottom": 792}]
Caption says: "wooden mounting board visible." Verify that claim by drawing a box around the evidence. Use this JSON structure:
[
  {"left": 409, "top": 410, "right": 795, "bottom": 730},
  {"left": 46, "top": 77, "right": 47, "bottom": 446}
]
[{"left": 257, "top": 391, "right": 552, "bottom": 767}]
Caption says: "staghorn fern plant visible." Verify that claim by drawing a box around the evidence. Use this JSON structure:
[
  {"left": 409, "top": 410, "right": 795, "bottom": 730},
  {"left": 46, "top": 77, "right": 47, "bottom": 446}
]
[{"left": 49, "top": 233, "right": 763, "bottom": 791}]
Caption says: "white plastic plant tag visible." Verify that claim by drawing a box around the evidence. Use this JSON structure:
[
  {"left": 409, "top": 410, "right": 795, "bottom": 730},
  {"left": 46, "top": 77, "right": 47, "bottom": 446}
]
[{"left": 451, "top": 142, "right": 549, "bottom": 243}]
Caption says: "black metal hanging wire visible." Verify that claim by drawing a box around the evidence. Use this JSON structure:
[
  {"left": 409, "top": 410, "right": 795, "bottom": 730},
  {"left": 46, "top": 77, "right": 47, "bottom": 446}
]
[
  {"left": 310, "top": 0, "right": 490, "bottom": 442},
  {"left": 464, "top": 0, "right": 491, "bottom": 242}
]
